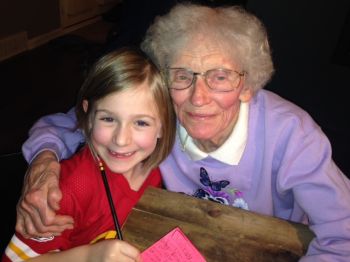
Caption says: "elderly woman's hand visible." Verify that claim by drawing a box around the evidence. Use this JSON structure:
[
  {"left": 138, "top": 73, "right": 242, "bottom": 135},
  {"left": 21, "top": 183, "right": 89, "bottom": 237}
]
[{"left": 15, "top": 150, "right": 74, "bottom": 238}]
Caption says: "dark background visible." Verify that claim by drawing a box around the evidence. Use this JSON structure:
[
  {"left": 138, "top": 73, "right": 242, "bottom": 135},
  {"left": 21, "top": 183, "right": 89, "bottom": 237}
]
[
  {"left": 1, "top": 0, "right": 350, "bottom": 255},
  {"left": 248, "top": 0, "right": 350, "bottom": 176}
]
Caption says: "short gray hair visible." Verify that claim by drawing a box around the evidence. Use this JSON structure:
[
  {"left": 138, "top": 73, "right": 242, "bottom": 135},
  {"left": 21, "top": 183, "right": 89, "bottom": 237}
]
[{"left": 141, "top": 3, "right": 275, "bottom": 93}]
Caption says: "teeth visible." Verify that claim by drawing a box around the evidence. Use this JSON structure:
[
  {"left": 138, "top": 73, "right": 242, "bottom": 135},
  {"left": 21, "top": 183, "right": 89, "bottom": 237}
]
[
  {"left": 119, "top": 152, "right": 132, "bottom": 156},
  {"left": 110, "top": 150, "right": 132, "bottom": 156}
]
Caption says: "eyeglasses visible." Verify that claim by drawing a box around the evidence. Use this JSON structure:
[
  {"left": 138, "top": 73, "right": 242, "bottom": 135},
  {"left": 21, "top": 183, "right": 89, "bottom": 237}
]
[{"left": 167, "top": 68, "right": 245, "bottom": 92}]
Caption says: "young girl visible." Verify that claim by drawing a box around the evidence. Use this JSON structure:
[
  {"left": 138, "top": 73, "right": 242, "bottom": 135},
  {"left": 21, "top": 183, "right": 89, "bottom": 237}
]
[{"left": 3, "top": 48, "right": 176, "bottom": 262}]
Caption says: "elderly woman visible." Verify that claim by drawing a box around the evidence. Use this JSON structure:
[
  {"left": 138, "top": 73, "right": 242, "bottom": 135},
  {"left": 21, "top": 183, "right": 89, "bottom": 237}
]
[{"left": 14, "top": 3, "right": 350, "bottom": 261}]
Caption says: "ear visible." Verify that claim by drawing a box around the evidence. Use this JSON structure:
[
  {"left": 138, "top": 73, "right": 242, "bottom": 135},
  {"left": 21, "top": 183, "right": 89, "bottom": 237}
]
[
  {"left": 239, "top": 86, "right": 253, "bottom": 103},
  {"left": 82, "top": 99, "right": 89, "bottom": 112}
]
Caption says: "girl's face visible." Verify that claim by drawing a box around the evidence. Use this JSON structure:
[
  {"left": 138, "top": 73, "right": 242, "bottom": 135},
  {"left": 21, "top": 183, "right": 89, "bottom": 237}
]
[
  {"left": 169, "top": 40, "right": 252, "bottom": 150},
  {"left": 87, "top": 82, "right": 162, "bottom": 178}
]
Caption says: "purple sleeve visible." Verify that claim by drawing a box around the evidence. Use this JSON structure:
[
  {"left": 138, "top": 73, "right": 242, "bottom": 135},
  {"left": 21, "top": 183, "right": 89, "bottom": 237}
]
[
  {"left": 276, "top": 119, "right": 350, "bottom": 261},
  {"left": 22, "top": 107, "right": 85, "bottom": 163}
]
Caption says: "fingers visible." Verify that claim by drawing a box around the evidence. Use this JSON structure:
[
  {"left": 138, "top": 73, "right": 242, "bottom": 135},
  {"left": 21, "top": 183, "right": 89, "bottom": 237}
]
[
  {"left": 15, "top": 207, "right": 30, "bottom": 238},
  {"left": 21, "top": 185, "right": 56, "bottom": 228},
  {"left": 16, "top": 200, "right": 74, "bottom": 238},
  {"left": 119, "top": 241, "right": 142, "bottom": 262},
  {"left": 15, "top": 151, "right": 75, "bottom": 238},
  {"left": 16, "top": 200, "right": 49, "bottom": 238},
  {"left": 16, "top": 192, "right": 74, "bottom": 238},
  {"left": 47, "top": 184, "right": 62, "bottom": 211},
  {"left": 16, "top": 192, "right": 42, "bottom": 237},
  {"left": 88, "top": 239, "right": 141, "bottom": 262}
]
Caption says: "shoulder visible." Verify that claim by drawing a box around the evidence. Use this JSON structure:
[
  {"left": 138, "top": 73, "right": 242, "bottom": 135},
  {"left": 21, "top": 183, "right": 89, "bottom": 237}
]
[
  {"left": 59, "top": 146, "right": 100, "bottom": 199},
  {"left": 252, "top": 90, "right": 308, "bottom": 115},
  {"left": 60, "top": 146, "right": 95, "bottom": 176},
  {"left": 248, "top": 90, "right": 332, "bottom": 159},
  {"left": 147, "top": 167, "right": 162, "bottom": 187},
  {"left": 251, "top": 90, "right": 320, "bottom": 132}
]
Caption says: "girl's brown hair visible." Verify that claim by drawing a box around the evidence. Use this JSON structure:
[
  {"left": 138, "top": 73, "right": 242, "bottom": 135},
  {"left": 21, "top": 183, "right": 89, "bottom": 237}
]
[{"left": 75, "top": 47, "right": 176, "bottom": 170}]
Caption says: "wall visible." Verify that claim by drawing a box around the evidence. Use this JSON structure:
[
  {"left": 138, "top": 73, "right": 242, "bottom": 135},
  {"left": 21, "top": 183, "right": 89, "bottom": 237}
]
[
  {"left": 246, "top": 0, "right": 350, "bottom": 176},
  {"left": 0, "top": 0, "right": 60, "bottom": 38}
]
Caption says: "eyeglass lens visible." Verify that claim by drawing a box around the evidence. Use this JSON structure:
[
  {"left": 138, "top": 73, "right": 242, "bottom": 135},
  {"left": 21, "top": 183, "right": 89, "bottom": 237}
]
[{"left": 168, "top": 68, "right": 242, "bottom": 91}]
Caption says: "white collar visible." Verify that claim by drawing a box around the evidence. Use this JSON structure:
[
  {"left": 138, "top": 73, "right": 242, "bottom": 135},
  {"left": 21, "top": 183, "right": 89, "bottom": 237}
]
[{"left": 179, "top": 102, "right": 248, "bottom": 165}]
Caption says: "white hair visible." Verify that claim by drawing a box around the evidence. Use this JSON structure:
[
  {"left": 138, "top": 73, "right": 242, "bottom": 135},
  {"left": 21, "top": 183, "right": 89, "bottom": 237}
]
[{"left": 141, "top": 2, "right": 275, "bottom": 93}]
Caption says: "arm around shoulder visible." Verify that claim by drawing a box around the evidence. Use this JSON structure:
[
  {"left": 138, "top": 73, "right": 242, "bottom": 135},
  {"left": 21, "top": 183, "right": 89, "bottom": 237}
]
[{"left": 22, "top": 107, "right": 85, "bottom": 163}]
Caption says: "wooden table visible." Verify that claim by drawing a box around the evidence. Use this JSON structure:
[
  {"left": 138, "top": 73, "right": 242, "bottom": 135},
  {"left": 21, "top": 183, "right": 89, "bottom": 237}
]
[{"left": 122, "top": 187, "right": 315, "bottom": 262}]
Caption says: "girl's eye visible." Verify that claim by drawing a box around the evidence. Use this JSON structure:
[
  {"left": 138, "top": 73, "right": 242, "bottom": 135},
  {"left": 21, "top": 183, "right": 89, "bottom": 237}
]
[
  {"left": 136, "top": 120, "right": 150, "bottom": 127},
  {"left": 101, "top": 117, "right": 114, "bottom": 123}
]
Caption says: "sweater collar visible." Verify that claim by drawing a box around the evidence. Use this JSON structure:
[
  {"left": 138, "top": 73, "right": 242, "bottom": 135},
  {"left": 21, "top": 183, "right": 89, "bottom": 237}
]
[{"left": 179, "top": 102, "right": 248, "bottom": 165}]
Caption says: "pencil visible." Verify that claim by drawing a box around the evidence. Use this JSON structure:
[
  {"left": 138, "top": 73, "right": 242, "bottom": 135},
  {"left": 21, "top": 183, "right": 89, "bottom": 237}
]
[{"left": 99, "top": 161, "right": 124, "bottom": 240}]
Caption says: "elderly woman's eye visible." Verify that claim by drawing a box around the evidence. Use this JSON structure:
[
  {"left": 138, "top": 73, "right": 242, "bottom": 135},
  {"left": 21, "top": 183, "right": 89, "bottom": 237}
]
[
  {"left": 174, "top": 71, "right": 191, "bottom": 81},
  {"left": 178, "top": 75, "right": 189, "bottom": 81},
  {"left": 216, "top": 76, "right": 227, "bottom": 81},
  {"left": 212, "top": 72, "right": 229, "bottom": 81}
]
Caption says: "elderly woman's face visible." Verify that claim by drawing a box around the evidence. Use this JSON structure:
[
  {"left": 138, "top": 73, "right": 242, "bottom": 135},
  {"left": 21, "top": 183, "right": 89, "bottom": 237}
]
[{"left": 169, "top": 41, "right": 252, "bottom": 147}]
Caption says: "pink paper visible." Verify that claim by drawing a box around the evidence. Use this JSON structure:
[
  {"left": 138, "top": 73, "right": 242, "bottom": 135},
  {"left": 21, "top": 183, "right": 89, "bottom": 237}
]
[{"left": 141, "top": 227, "right": 206, "bottom": 262}]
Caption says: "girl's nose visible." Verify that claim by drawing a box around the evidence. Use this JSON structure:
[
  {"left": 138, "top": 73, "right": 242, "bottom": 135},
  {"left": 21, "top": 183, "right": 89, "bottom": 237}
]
[{"left": 112, "top": 125, "right": 131, "bottom": 146}]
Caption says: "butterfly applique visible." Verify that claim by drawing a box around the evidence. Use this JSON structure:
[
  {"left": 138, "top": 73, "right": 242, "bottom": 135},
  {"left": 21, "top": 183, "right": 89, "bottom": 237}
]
[
  {"left": 199, "top": 167, "right": 229, "bottom": 191},
  {"left": 193, "top": 167, "right": 249, "bottom": 210},
  {"left": 193, "top": 167, "right": 231, "bottom": 204}
]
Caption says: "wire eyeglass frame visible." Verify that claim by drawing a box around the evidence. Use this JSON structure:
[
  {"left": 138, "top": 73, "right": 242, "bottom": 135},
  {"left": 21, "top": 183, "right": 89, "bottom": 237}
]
[{"left": 167, "top": 67, "right": 245, "bottom": 92}]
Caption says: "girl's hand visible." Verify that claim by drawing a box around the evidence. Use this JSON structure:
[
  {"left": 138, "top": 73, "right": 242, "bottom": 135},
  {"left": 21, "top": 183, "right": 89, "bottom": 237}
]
[{"left": 88, "top": 239, "right": 142, "bottom": 262}]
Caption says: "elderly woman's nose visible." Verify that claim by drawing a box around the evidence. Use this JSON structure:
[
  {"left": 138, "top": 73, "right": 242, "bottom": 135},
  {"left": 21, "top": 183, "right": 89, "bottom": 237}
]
[{"left": 189, "top": 77, "right": 211, "bottom": 106}]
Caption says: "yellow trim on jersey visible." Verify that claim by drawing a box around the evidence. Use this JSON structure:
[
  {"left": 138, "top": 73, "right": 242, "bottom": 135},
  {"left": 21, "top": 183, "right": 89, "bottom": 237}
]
[
  {"left": 90, "top": 230, "right": 117, "bottom": 243},
  {"left": 8, "top": 241, "right": 31, "bottom": 260}
]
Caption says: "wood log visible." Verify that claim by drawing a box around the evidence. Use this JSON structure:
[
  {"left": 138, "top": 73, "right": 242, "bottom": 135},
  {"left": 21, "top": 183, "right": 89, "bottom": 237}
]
[{"left": 122, "top": 187, "right": 315, "bottom": 262}]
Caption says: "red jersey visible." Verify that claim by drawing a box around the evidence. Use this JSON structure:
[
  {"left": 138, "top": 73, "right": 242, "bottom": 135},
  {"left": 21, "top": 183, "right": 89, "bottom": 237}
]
[{"left": 3, "top": 146, "right": 162, "bottom": 261}]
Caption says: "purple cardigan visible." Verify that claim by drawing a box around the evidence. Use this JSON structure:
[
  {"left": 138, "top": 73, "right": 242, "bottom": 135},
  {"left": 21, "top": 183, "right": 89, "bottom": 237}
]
[{"left": 23, "top": 90, "right": 350, "bottom": 261}]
